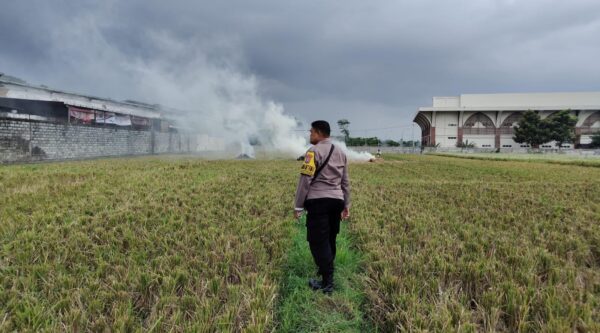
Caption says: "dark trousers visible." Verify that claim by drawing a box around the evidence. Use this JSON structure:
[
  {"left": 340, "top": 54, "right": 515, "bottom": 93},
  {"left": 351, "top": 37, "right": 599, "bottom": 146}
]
[{"left": 305, "top": 198, "right": 345, "bottom": 277}]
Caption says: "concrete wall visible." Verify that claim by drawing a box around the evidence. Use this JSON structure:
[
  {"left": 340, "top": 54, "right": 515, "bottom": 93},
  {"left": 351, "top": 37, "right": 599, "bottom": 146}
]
[
  {"left": 462, "top": 135, "right": 495, "bottom": 148},
  {"left": 432, "top": 96, "right": 460, "bottom": 107},
  {"left": 500, "top": 135, "right": 529, "bottom": 148},
  {"left": 0, "top": 118, "right": 205, "bottom": 164},
  {"left": 433, "top": 112, "right": 459, "bottom": 147}
]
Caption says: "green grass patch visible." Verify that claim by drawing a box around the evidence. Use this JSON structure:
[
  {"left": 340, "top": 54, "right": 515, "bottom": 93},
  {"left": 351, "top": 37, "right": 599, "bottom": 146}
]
[
  {"left": 275, "top": 216, "right": 373, "bottom": 332},
  {"left": 429, "top": 152, "right": 600, "bottom": 167}
]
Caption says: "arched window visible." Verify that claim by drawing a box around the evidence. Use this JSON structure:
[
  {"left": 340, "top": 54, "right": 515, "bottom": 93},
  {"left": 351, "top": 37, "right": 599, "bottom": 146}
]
[
  {"left": 500, "top": 112, "right": 522, "bottom": 134},
  {"left": 463, "top": 112, "right": 495, "bottom": 135},
  {"left": 581, "top": 111, "right": 600, "bottom": 135}
]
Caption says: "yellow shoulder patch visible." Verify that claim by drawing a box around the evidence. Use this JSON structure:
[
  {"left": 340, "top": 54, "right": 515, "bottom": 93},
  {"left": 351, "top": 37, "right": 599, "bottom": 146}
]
[{"left": 300, "top": 151, "right": 316, "bottom": 177}]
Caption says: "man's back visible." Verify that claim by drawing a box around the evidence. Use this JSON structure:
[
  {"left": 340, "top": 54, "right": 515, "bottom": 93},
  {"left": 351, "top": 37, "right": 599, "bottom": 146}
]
[
  {"left": 295, "top": 138, "right": 350, "bottom": 209},
  {"left": 306, "top": 139, "right": 349, "bottom": 203}
]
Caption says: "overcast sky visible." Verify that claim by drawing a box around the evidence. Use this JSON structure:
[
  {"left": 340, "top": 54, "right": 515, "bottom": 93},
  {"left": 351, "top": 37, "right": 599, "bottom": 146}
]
[{"left": 2, "top": 0, "right": 600, "bottom": 140}]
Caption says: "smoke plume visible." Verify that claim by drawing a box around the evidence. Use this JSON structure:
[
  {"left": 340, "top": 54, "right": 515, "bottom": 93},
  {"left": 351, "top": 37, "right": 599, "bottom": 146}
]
[{"left": 39, "top": 11, "right": 374, "bottom": 160}]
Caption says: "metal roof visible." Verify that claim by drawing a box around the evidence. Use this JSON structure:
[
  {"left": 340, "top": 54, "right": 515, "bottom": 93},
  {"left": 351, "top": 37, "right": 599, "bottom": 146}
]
[{"left": 0, "top": 78, "right": 164, "bottom": 119}]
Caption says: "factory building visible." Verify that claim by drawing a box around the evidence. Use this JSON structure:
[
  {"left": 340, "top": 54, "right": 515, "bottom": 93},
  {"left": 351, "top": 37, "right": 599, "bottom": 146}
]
[
  {"left": 414, "top": 92, "right": 600, "bottom": 149},
  {"left": 0, "top": 74, "right": 224, "bottom": 163}
]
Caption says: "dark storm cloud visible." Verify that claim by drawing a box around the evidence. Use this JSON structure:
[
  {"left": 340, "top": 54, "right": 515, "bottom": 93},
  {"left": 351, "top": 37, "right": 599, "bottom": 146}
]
[{"left": 1, "top": 0, "right": 600, "bottom": 139}]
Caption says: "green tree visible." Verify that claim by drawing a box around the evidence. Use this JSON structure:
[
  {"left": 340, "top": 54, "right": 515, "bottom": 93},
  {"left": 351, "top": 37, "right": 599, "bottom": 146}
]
[
  {"left": 590, "top": 132, "right": 600, "bottom": 148},
  {"left": 513, "top": 110, "right": 549, "bottom": 148},
  {"left": 402, "top": 140, "right": 420, "bottom": 147},
  {"left": 346, "top": 137, "right": 360, "bottom": 146},
  {"left": 366, "top": 137, "right": 381, "bottom": 146},
  {"left": 346, "top": 136, "right": 381, "bottom": 146},
  {"left": 337, "top": 119, "right": 350, "bottom": 143},
  {"left": 545, "top": 110, "right": 577, "bottom": 149},
  {"left": 456, "top": 139, "right": 475, "bottom": 148},
  {"left": 385, "top": 139, "right": 400, "bottom": 147}
]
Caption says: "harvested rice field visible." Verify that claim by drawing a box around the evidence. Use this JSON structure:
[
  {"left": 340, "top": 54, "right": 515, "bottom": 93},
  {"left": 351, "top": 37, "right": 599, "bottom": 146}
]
[{"left": 1, "top": 154, "right": 599, "bottom": 332}]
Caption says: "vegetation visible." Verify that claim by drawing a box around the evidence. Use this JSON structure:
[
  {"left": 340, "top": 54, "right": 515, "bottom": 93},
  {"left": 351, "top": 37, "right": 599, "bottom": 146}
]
[
  {"left": 276, "top": 218, "right": 370, "bottom": 332},
  {"left": 591, "top": 132, "right": 600, "bottom": 148},
  {"left": 336, "top": 118, "right": 383, "bottom": 146},
  {"left": 381, "top": 140, "right": 420, "bottom": 147},
  {"left": 384, "top": 139, "right": 400, "bottom": 147},
  {"left": 513, "top": 111, "right": 551, "bottom": 147},
  {"left": 351, "top": 154, "right": 600, "bottom": 332},
  {"left": 545, "top": 110, "right": 577, "bottom": 148},
  {"left": 400, "top": 140, "right": 420, "bottom": 147},
  {"left": 335, "top": 119, "right": 420, "bottom": 147},
  {"left": 0, "top": 158, "right": 294, "bottom": 331},
  {"left": 346, "top": 137, "right": 382, "bottom": 147},
  {"left": 456, "top": 139, "right": 476, "bottom": 148},
  {"left": 337, "top": 119, "right": 351, "bottom": 143},
  {"left": 430, "top": 152, "right": 600, "bottom": 167},
  {"left": 1, "top": 154, "right": 599, "bottom": 331},
  {"left": 514, "top": 110, "right": 577, "bottom": 148},
  {"left": 424, "top": 142, "right": 441, "bottom": 148}
]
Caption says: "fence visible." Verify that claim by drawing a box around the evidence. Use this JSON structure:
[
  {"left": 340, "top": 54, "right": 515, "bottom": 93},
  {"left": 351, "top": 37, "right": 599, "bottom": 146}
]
[{"left": 0, "top": 116, "right": 195, "bottom": 164}]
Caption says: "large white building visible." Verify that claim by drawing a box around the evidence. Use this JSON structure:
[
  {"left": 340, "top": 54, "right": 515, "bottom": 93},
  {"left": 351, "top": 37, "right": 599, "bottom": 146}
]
[{"left": 414, "top": 92, "right": 600, "bottom": 149}]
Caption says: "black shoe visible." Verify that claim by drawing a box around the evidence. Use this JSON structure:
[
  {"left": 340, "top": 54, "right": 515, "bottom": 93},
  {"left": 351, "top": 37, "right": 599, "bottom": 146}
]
[
  {"left": 321, "top": 274, "right": 334, "bottom": 295},
  {"left": 308, "top": 278, "right": 322, "bottom": 290}
]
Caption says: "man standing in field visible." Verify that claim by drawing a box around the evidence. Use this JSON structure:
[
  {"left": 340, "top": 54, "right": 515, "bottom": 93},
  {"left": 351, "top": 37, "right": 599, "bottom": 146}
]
[{"left": 294, "top": 120, "right": 351, "bottom": 294}]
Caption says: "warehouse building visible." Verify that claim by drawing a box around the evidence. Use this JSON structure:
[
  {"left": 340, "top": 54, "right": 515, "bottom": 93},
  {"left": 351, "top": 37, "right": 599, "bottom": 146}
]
[
  {"left": 414, "top": 92, "right": 600, "bottom": 149},
  {"left": 0, "top": 74, "right": 224, "bottom": 163}
]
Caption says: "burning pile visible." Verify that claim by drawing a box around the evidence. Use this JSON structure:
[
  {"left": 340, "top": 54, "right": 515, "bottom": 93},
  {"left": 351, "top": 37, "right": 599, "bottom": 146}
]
[{"left": 236, "top": 153, "right": 254, "bottom": 160}]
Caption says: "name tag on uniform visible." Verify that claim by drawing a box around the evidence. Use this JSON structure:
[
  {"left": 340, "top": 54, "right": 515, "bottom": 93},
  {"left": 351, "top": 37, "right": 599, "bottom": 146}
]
[{"left": 300, "top": 151, "right": 316, "bottom": 176}]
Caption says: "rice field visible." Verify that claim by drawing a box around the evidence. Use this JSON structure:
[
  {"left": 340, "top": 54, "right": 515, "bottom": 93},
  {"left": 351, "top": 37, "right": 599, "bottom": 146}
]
[
  {"left": 431, "top": 152, "right": 600, "bottom": 167},
  {"left": 0, "top": 154, "right": 599, "bottom": 332},
  {"left": 351, "top": 155, "right": 600, "bottom": 332},
  {"left": 0, "top": 158, "right": 293, "bottom": 332}
]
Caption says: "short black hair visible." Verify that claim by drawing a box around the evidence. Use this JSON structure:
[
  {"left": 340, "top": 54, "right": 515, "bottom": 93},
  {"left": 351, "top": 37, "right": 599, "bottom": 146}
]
[{"left": 311, "top": 120, "right": 331, "bottom": 136}]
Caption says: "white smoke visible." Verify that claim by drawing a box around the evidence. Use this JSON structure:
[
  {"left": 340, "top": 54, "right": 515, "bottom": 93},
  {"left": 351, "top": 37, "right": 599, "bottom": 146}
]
[
  {"left": 130, "top": 45, "right": 309, "bottom": 158},
  {"left": 41, "top": 12, "right": 371, "bottom": 160},
  {"left": 331, "top": 140, "right": 375, "bottom": 162}
]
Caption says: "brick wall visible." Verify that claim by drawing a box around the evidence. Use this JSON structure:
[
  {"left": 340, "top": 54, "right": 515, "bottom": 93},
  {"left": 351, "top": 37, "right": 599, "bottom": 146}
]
[{"left": 0, "top": 118, "right": 192, "bottom": 164}]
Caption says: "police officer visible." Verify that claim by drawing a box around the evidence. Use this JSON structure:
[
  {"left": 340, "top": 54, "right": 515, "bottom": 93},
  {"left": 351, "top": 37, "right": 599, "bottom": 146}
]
[{"left": 294, "top": 120, "right": 350, "bottom": 294}]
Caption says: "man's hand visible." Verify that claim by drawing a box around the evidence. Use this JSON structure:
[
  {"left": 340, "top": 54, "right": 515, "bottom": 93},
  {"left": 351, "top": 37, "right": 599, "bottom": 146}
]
[
  {"left": 294, "top": 209, "right": 304, "bottom": 220},
  {"left": 341, "top": 207, "right": 350, "bottom": 220}
]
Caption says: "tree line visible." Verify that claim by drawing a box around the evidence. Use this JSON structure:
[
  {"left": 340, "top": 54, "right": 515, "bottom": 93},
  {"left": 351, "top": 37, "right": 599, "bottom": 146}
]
[{"left": 336, "top": 119, "right": 420, "bottom": 147}]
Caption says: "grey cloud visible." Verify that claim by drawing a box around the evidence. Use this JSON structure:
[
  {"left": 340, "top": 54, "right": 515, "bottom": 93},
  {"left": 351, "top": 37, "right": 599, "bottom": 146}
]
[{"left": 1, "top": 0, "right": 600, "bottom": 140}]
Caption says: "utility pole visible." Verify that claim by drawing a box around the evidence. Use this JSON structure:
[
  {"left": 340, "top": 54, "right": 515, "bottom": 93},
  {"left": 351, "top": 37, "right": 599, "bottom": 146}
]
[
  {"left": 400, "top": 130, "right": 404, "bottom": 150},
  {"left": 412, "top": 123, "right": 415, "bottom": 151}
]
